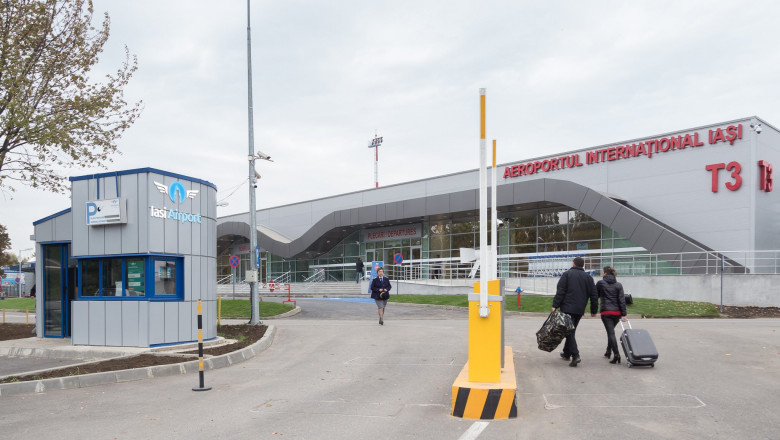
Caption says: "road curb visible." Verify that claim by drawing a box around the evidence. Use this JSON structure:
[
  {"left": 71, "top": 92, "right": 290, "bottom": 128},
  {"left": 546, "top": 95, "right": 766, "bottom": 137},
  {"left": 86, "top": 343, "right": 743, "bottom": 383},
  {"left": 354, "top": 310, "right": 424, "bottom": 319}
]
[{"left": 0, "top": 325, "right": 276, "bottom": 397}]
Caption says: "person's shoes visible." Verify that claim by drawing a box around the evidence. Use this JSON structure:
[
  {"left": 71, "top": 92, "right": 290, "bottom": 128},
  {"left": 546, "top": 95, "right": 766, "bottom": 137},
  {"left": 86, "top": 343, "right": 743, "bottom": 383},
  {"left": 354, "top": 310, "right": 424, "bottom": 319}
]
[
  {"left": 560, "top": 352, "right": 570, "bottom": 361},
  {"left": 379, "top": 319, "right": 383, "bottom": 325},
  {"left": 604, "top": 349, "right": 611, "bottom": 358},
  {"left": 569, "top": 356, "right": 581, "bottom": 367},
  {"left": 609, "top": 355, "right": 621, "bottom": 364}
]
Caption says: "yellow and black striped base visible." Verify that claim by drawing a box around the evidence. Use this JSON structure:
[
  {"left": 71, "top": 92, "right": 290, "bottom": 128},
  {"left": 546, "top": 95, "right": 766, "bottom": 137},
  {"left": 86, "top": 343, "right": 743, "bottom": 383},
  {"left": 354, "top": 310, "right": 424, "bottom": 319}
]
[{"left": 451, "top": 347, "right": 518, "bottom": 419}]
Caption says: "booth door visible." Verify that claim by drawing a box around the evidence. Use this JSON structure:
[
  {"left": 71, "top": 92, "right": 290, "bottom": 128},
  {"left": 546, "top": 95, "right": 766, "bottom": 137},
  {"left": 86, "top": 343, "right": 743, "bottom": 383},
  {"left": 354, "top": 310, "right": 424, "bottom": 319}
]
[{"left": 43, "top": 244, "right": 74, "bottom": 338}]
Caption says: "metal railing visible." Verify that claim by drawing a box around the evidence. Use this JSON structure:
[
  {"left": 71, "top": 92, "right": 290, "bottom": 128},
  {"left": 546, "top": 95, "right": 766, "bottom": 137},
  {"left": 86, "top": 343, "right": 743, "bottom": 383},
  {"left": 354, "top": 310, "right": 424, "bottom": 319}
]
[
  {"left": 217, "top": 274, "right": 233, "bottom": 285},
  {"left": 271, "top": 271, "right": 291, "bottom": 284}
]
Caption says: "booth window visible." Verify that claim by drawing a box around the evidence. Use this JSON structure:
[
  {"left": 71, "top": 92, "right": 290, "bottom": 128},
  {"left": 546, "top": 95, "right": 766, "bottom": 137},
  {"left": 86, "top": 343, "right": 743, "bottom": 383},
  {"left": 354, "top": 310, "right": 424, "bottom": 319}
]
[{"left": 78, "top": 256, "right": 182, "bottom": 300}]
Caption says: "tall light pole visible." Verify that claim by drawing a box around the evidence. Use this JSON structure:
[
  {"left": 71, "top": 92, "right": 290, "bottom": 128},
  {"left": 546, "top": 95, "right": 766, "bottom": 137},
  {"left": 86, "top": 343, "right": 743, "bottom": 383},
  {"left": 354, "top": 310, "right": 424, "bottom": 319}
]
[
  {"left": 367, "top": 133, "right": 383, "bottom": 188},
  {"left": 246, "top": 0, "right": 260, "bottom": 325}
]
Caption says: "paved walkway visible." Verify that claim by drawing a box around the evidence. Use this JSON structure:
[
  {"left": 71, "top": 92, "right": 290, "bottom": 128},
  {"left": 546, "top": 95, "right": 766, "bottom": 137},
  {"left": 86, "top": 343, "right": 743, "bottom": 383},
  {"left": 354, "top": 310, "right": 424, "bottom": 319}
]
[{"left": 0, "top": 301, "right": 778, "bottom": 439}]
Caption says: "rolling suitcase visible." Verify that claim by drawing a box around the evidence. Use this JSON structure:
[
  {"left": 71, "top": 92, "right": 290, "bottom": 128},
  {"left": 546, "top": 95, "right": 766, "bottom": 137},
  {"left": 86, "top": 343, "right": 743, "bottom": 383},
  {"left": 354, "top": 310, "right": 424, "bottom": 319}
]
[{"left": 619, "top": 319, "right": 658, "bottom": 368}]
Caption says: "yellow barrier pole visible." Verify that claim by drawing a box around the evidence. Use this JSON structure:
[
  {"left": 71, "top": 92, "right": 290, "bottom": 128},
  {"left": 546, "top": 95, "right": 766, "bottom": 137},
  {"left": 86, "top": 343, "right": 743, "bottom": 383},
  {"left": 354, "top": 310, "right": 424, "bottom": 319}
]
[
  {"left": 2, "top": 309, "right": 5, "bottom": 324},
  {"left": 192, "top": 300, "right": 212, "bottom": 392},
  {"left": 26, "top": 309, "right": 29, "bottom": 325},
  {"left": 217, "top": 295, "right": 222, "bottom": 326}
]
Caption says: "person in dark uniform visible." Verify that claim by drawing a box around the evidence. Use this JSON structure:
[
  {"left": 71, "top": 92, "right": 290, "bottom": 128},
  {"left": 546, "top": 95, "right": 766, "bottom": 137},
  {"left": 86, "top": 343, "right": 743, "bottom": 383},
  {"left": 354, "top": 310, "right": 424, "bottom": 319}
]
[{"left": 370, "top": 267, "right": 391, "bottom": 325}]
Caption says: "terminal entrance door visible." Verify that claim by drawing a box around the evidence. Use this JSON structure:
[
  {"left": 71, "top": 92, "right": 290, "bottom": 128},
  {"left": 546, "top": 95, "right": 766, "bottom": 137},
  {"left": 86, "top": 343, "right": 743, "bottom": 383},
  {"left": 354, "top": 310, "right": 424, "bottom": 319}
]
[{"left": 42, "top": 244, "right": 75, "bottom": 338}]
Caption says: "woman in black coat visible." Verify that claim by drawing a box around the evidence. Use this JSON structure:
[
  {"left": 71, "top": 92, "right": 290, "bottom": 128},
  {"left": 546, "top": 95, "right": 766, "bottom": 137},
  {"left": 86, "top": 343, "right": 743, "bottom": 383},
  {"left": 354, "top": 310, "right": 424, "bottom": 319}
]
[{"left": 596, "top": 266, "right": 627, "bottom": 364}]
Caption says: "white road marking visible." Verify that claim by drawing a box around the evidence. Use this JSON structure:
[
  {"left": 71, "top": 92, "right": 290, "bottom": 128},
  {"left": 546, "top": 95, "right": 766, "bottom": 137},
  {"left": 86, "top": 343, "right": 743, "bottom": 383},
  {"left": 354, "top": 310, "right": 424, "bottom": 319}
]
[{"left": 457, "top": 421, "right": 489, "bottom": 440}]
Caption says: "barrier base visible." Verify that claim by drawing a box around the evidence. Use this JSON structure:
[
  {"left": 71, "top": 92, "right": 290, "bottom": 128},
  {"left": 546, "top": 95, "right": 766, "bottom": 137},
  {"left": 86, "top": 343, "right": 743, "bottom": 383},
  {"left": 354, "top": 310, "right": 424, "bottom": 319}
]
[
  {"left": 451, "top": 346, "right": 517, "bottom": 420},
  {"left": 192, "top": 386, "right": 212, "bottom": 392}
]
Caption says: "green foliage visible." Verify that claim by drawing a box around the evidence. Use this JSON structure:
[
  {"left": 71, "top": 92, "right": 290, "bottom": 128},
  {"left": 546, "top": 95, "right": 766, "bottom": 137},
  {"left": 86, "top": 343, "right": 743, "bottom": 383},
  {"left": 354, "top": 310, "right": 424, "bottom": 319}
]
[
  {"left": 0, "top": 0, "right": 142, "bottom": 193},
  {"left": 218, "top": 299, "right": 295, "bottom": 318}
]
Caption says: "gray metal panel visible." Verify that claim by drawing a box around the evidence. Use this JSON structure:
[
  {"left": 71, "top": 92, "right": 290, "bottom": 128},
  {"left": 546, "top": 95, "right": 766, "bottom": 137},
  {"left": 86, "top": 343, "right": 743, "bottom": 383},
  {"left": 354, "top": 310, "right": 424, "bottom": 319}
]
[
  {"left": 137, "top": 173, "right": 149, "bottom": 253},
  {"left": 71, "top": 180, "right": 89, "bottom": 256},
  {"left": 105, "top": 301, "right": 122, "bottom": 346},
  {"left": 54, "top": 211, "right": 73, "bottom": 242},
  {"left": 374, "top": 204, "right": 385, "bottom": 222},
  {"left": 190, "top": 301, "right": 198, "bottom": 343},
  {"left": 496, "top": 185, "right": 513, "bottom": 207},
  {"left": 209, "top": 217, "right": 216, "bottom": 259},
  {"left": 629, "top": 218, "right": 664, "bottom": 250},
  {"left": 34, "top": 220, "right": 53, "bottom": 243},
  {"left": 71, "top": 301, "right": 89, "bottom": 345},
  {"left": 179, "top": 213, "right": 192, "bottom": 255},
  {"left": 163, "top": 176, "right": 178, "bottom": 254},
  {"left": 513, "top": 179, "right": 544, "bottom": 204},
  {"left": 578, "top": 189, "right": 602, "bottom": 216},
  {"left": 178, "top": 302, "right": 192, "bottom": 342},
  {"left": 87, "top": 219, "right": 106, "bottom": 256},
  {"left": 200, "top": 258, "right": 208, "bottom": 299},
  {"left": 611, "top": 207, "right": 642, "bottom": 238},
  {"left": 449, "top": 190, "right": 477, "bottom": 213},
  {"left": 385, "top": 201, "right": 402, "bottom": 219},
  {"left": 403, "top": 198, "right": 425, "bottom": 218},
  {"left": 191, "top": 212, "right": 202, "bottom": 255},
  {"left": 358, "top": 206, "right": 377, "bottom": 224},
  {"left": 121, "top": 301, "right": 140, "bottom": 347},
  {"left": 148, "top": 302, "right": 165, "bottom": 345},
  {"left": 200, "top": 216, "right": 208, "bottom": 258},
  {"left": 207, "top": 257, "right": 216, "bottom": 301},
  {"left": 148, "top": 173, "right": 168, "bottom": 253},
  {"left": 204, "top": 300, "right": 215, "bottom": 339},
  {"left": 88, "top": 301, "right": 106, "bottom": 346},
  {"left": 104, "top": 224, "right": 122, "bottom": 255},
  {"left": 138, "top": 301, "right": 149, "bottom": 346},
  {"left": 164, "top": 302, "right": 178, "bottom": 343},
  {"left": 121, "top": 174, "right": 140, "bottom": 254},
  {"left": 650, "top": 230, "right": 688, "bottom": 255},
  {"left": 187, "top": 256, "right": 197, "bottom": 301},
  {"left": 544, "top": 179, "right": 589, "bottom": 209},
  {"left": 426, "top": 194, "right": 449, "bottom": 216},
  {"left": 591, "top": 198, "right": 621, "bottom": 227}
]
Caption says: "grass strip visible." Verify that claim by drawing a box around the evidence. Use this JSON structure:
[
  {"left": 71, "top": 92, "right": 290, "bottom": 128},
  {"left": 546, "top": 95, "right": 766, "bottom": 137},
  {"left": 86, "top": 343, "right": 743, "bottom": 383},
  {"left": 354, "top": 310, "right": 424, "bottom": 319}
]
[
  {"left": 0, "top": 298, "right": 34, "bottom": 310},
  {"left": 218, "top": 299, "right": 295, "bottom": 318},
  {"left": 391, "top": 294, "right": 719, "bottom": 317}
]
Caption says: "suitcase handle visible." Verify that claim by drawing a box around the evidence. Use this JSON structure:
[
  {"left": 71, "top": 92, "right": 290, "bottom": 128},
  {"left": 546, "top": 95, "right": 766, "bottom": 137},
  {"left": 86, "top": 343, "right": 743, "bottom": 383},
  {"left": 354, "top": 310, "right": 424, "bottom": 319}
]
[{"left": 619, "top": 319, "right": 632, "bottom": 331}]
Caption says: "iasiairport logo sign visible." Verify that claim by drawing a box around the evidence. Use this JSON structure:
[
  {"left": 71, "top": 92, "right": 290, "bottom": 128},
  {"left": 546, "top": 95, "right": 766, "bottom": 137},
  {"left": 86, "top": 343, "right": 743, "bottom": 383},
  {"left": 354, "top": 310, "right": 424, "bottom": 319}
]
[{"left": 149, "top": 181, "right": 203, "bottom": 224}]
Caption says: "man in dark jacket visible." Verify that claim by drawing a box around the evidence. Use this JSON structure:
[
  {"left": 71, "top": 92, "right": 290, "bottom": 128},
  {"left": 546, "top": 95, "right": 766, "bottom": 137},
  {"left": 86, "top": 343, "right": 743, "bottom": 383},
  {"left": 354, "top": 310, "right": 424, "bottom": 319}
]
[
  {"left": 552, "top": 257, "right": 598, "bottom": 367},
  {"left": 355, "top": 257, "right": 365, "bottom": 283}
]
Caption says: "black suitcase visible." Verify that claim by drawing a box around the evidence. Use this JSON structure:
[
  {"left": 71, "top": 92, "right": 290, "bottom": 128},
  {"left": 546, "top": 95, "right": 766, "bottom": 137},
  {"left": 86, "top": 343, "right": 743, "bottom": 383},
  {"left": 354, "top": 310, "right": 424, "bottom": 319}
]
[{"left": 619, "top": 320, "right": 658, "bottom": 368}]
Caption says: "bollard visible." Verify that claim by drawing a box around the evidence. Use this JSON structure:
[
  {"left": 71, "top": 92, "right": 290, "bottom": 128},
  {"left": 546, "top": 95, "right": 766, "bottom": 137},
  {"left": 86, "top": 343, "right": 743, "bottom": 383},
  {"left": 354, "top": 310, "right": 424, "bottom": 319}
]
[
  {"left": 3, "top": 309, "right": 5, "bottom": 324},
  {"left": 192, "top": 300, "right": 212, "bottom": 392},
  {"left": 217, "top": 295, "right": 222, "bottom": 326},
  {"left": 26, "top": 309, "right": 29, "bottom": 325}
]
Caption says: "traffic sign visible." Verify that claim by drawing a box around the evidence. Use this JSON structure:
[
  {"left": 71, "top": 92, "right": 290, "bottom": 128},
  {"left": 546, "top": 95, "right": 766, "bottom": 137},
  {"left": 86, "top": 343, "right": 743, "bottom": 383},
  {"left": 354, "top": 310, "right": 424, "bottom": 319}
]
[
  {"left": 394, "top": 253, "right": 403, "bottom": 264},
  {"left": 229, "top": 255, "right": 240, "bottom": 268}
]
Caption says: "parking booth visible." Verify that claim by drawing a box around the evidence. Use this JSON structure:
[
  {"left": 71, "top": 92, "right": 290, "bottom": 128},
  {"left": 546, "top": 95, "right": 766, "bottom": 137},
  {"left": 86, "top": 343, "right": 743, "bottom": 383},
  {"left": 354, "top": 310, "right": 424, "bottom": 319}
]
[{"left": 31, "top": 168, "right": 217, "bottom": 347}]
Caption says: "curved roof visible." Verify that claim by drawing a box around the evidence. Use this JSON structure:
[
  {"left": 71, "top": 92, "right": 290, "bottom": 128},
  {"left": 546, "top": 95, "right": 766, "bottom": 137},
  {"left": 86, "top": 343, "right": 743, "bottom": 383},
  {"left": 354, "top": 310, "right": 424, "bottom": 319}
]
[{"left": 217, "top": 178, "right": 721, "bottom": 273}]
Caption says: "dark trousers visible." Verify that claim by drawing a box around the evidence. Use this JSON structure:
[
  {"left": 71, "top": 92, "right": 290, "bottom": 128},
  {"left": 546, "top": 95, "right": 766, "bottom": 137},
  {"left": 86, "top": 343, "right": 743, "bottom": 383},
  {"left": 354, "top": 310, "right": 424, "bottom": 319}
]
[
  {"left": 562, "top": 313, "right": 583, "bottom": 357},
  {"left": 601, "top": 315, "right": 621, "bottom": 357}
]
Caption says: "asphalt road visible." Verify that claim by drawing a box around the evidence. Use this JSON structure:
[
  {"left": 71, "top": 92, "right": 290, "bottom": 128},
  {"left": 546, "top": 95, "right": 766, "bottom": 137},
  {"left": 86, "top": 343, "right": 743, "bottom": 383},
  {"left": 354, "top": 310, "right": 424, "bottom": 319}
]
[{"left": 0, "top": 300, "right": 778, "bottom": 440}]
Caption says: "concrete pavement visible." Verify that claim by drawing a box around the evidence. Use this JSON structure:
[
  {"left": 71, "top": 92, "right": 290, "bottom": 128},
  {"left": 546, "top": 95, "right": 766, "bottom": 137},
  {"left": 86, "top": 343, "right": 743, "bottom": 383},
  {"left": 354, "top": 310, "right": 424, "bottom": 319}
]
[{"left": 0, "top": 299, "right": 777, "bottom": 439}]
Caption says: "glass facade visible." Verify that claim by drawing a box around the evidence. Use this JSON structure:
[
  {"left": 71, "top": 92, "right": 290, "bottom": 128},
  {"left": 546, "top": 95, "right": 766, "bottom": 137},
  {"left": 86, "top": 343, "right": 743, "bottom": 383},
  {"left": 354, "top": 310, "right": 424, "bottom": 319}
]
[{"left": 216, "top": 206, "right": 648, "bottom": 282}]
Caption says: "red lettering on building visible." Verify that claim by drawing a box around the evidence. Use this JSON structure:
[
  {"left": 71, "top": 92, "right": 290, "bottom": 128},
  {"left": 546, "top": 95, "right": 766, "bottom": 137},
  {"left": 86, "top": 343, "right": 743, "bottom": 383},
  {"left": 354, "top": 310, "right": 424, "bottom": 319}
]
[
  {"left": 705, "top": 163, "right": 726, "bottom": 192},
  {"left": 759, "top": 160, "right": 774, "bottom": 192},
  {"left": 725, "top": 162, "right": 742, "bottom": 191}
]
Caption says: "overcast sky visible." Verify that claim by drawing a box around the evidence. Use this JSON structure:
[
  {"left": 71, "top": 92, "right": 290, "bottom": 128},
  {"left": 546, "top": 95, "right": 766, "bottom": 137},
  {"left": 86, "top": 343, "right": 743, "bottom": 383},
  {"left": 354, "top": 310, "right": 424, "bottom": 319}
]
[{"left": 2, "top": 0, "right": 780, "bottom": 259}]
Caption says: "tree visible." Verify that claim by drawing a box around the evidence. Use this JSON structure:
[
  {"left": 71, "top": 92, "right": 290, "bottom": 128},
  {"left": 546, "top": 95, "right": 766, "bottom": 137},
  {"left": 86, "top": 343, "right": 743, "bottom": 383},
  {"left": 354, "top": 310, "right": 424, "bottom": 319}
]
[
  {"left": 0, "top": 224, "right": 12, "bottom": 277},
  {"left": 0, "top": 0, "right": 142, "bottom": 193}
]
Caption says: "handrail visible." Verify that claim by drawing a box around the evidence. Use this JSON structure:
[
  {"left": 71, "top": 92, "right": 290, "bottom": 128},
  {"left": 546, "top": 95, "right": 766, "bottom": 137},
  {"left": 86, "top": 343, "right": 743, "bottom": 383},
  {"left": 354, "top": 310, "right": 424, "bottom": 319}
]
[
  {"left": 272, "top": 271, "right": 291, "bottom": 284},
  {"left": 217, "top": 274, "right": 233, "bottom": 285}
]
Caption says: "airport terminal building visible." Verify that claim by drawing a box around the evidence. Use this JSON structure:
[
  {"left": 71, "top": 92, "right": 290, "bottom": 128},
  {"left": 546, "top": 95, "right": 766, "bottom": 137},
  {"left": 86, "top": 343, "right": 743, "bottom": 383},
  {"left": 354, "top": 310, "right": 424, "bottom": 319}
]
[
  {"left": 30, "top": 116, "right": 779, "bottom": 344},
  {"left": 217, "top": 116, "right": 779, "bottom": 283}
]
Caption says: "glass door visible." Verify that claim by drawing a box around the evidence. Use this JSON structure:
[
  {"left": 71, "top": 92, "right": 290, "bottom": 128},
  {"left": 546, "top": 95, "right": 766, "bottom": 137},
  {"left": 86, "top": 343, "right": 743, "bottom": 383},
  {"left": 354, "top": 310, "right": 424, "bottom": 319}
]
[
  {"left": 43, "top": 244, "right": 71, "bottom": 338},
  {"left": 410, "top": 246, "right": 422, "bottom": 279}
]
